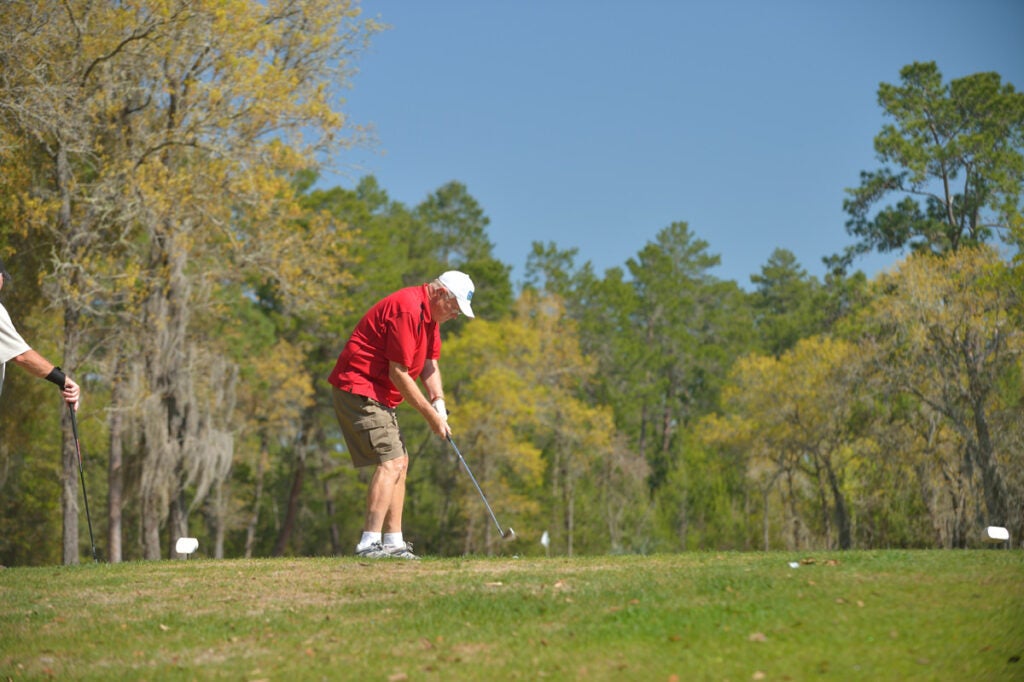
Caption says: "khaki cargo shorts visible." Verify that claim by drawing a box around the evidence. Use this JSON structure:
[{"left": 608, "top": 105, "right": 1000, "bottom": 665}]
[{"left": 331, "top": 387, "right": 407, "bottom": 468}]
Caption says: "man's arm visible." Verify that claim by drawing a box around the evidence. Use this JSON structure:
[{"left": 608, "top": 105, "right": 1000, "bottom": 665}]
[
  {"left": 420, "top": 358, "right": 443, "bottom": 402},
  {"left": 10, "top": 348, "right": 55, "bottom": 378},
  {"left": 10, "top": 349, "right": 81, "bottom": 410},
  {"left": 389, "top": 361, "right": 450, "bottom": 438},
  {"left": 420, "top": 358, "right": 449, "bottom": 424}
]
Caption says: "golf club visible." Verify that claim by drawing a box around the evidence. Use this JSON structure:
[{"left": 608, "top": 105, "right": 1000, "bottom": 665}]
[
  {"left": 447, "top": 435, "right": 516, "bottom": 541},
  {"left": 68, "top": 404, "right": 98, "bottom": 562}
]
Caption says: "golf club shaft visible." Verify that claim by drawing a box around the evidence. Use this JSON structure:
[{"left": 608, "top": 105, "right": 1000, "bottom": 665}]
[
  {"left": 68, "top": 405, "right": 98, "bottom": 562},
  {"left": 447, "top": 436, "right": 505, "bottom": 537}
]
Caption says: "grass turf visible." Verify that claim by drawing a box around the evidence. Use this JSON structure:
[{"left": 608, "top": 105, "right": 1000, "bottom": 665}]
[{"left": 1, "top": 550, "right": 1021, "bottom": 681}]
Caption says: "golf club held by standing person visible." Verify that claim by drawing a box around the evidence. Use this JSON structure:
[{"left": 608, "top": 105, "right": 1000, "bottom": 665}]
[
  {"left": 0, "top": 258, "right": 81, "bottom": 410},
  {"left": 328, "top": 271, "right": 475, "bottom": 559}
]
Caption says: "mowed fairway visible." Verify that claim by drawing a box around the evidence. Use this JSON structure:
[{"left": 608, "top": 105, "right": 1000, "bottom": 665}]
[{"left": 1, "top": 550, "right": 1021, "bottom": 681}]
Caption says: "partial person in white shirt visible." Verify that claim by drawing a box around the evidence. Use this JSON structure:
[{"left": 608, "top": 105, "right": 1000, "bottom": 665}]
[{"left": 0, "top": 258, "right": 80, "bottom": 410}]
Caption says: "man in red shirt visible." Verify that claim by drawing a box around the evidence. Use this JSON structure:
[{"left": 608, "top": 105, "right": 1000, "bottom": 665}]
[{"left": 328, "top": 271, "right": 475, "bottom": 559}]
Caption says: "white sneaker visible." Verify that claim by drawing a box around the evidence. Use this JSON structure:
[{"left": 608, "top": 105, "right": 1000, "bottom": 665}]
[
  {"left": 385, "top": 542, "right": 420, "bottom": 560},
  {"left": 355, "top": 541, "right": 390, "bottom": 558}
]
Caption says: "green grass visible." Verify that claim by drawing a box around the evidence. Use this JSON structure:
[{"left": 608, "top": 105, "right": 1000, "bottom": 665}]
[{"left": 1, "top": 551, "right": 1022, "bottom": 681}]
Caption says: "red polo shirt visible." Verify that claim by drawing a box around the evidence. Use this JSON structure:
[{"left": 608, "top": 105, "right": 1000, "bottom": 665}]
[{"left": 328, "top": 284, "right": 441, "bottom": 408}]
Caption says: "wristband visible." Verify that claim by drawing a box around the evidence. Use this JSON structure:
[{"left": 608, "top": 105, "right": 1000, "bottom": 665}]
[
  {"left": 432, "top": 398, "right": 448, "bottom": 421},
  {"left": 46, "top": 366, "right": 67, "bottom": 389}
]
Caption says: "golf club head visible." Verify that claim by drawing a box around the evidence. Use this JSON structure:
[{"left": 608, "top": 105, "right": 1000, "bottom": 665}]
[{"left": 502, "top": 527, "right": 516, "bottom": 541}]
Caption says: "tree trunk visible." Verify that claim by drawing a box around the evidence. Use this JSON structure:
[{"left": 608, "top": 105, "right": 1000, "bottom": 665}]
[
  {"left": 213, "top": 482, "right": 226, "bottom": 559},
  {"left": 60, "top": 311, "right": 85, "bottom": 564},
  {"left": 812, "top": 460, "right": 832, "bottom": 549},
  {"left": 61, "top": 406, "right": 80, "bottom": 565},
  {"left": 564, "top": 468, "right": 575, "bottom": 558},
  {"left": 318, "top": 444, "right": 341, "bottom": 556},
  {"left": 244, "top": 432, "right": 268, "bottom": 558},
  {"left": 660, "top": 399, "right": 674, "bottom": 463},
  {"left": 140, "top": 223, "right": 191, "bottom": 561},
  {"left": 638, "top": 401, "right": 648, "bottom": 483},
  {"left": 785, "top": 469, "right": 802, "bottom": 551},
  {"left": 142, "top": 493, "right": 162, "bottom": 560},
  {"left": 169, "top": 492, "right": 186, "bottom": 559},
  {"left": 825, "top": 461, "right": 852, "bottom": 549},
  {"left": 480, "top": 452, "right": 492, "bottom": 556},
  {"left": 677, "top": 487, "right": 688, "bottom": 551},
  {"left": 55, "top": 142, "right": 82, "bottom": 566},
  {"left": 762, "top": 485, "right": 771, "bottom": 551},
  {"left": 942, "top": 460, "right": 969, "bottom": 549},
  {"left": 914, "top": 462, "right": 944, "bottom": 548},
  {"left": 273, "top": 440, "right": 306, "bottom": 556},
  {"left": 969, "top": 396, "right": 1009, "bottom": 530},
  {"left": 107, "top": 359, "right": 125, "bottom": 563}
]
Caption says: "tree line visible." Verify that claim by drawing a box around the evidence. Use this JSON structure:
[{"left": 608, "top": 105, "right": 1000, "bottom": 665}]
[{"left": 0, "top": 2, "right": 1021, "bottom": 565}]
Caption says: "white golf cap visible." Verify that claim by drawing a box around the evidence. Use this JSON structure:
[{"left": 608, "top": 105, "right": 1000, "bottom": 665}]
[{"left": 438, "top": 270, "right": 475, "bottom": 318}]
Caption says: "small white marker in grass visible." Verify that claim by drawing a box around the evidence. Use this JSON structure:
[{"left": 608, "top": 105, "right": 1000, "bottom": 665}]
[
  {"left": 175, "top": 537, "right": 199, "bottom": 557},
  {"left": 983, "top": 526, "right": 1009, "bottom": 543}
]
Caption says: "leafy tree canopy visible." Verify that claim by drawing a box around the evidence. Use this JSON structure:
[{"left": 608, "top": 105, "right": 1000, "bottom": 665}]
[{"left": 832, "top": 62, "right": 1024, "bottom": 272}]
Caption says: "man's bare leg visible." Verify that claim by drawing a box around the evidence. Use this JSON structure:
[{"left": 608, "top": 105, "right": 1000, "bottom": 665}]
[
  {"left": 364, "top": 455, "right": 408, "bottom": 533},
  {"left": 382, "top": 455, "right": 408, "bottom": 533},
  {"left": 380, "top": 456, "right": 417, "bottom": 558}
]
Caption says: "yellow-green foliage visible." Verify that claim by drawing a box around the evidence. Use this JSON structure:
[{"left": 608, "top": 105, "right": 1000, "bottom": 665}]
[{"left": 444, "top": 292, "right": 617, "bottom": 552}]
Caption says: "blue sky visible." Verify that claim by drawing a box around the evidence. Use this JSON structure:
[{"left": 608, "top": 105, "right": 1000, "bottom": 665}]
[{"left": 326, "top": 1, "right": 1024, "bottom": 288}]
